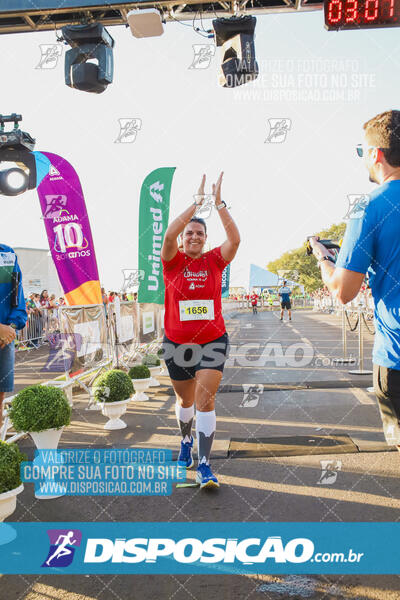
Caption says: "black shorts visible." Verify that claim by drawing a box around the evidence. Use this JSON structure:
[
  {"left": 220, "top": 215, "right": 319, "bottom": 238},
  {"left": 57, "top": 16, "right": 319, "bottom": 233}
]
[
  {"left": 162, "top": 333, "right": 229, "bottom": 381},
  {"left": 281, "top": 300, "right": 291, "bottom": 310},
  {"left": 374, "top": 364, "right": 400, "bottom": 445}
]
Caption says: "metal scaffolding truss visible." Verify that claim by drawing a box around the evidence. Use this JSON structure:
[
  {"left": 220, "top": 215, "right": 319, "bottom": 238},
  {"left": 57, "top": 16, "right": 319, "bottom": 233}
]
[{"left": 0, "top": 0, "right": 322, "bottom": 35}]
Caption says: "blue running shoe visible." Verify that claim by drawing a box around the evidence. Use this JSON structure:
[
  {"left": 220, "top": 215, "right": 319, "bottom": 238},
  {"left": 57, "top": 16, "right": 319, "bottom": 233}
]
[
  {"left": 178, "top": 437, "right": 194, "bottom": 469},
  {"left": 196, "top": 463, "right": 219, "bottom": 489}
]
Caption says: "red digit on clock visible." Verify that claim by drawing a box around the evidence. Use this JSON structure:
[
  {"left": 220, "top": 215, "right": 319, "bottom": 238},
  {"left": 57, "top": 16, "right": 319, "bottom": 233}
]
[
  {"left": 345, "top": 0, "right": 359, "bottom": 21},
  {"left": 329, "top": 0, "right": 344, "bottom": 22},
  {"left": 364, "top": 0, "right": 379, "bottom": 21}
]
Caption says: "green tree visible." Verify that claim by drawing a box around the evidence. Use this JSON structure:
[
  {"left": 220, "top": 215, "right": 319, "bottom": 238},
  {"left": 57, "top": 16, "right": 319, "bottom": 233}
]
[{"left": 267, "top": 223, "right": 347, "bottom": 293}]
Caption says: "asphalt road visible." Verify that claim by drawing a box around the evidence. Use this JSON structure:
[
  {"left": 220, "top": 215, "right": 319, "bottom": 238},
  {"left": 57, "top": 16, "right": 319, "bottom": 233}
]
[{"left": 4, "top": 309, "right": 400, "bottom": 600}]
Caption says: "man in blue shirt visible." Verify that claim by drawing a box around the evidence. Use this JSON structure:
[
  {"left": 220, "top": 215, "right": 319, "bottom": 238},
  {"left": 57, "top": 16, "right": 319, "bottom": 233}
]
[
  {"left": 0, "top": 244, "right": 27, "bottom": 429},
  {"left": 309, "top": 110, "right": 400, "bottom": 450},
  {"left": 278, "top": 281, "right": 292, "bottom": 321}
]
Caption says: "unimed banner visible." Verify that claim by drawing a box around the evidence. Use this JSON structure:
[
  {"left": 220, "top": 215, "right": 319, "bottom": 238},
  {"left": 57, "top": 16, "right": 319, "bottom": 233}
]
[
  {"left": 34, "top": 151, "right": 102, "bottom": 305},
  {"left": 138, "top": 167, "right": 175, "bottom": 304}
]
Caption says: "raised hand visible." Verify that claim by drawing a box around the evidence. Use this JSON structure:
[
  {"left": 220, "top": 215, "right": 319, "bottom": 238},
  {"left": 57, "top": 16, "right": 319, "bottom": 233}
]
[
  {"left": 212, "top": 171, "right": 224, "bottom": 205},
  {"left": 195, "top": 174, "right": 207, "bottom": 205}
]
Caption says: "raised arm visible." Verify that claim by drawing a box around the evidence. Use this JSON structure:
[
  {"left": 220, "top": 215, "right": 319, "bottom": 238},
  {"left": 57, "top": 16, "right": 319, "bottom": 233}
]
[
  {"left": 213, "top": 172, "right": 241, "bottom": 262},
  {"left": 161, "top": 174, "right": 206, "bottom": 262}
]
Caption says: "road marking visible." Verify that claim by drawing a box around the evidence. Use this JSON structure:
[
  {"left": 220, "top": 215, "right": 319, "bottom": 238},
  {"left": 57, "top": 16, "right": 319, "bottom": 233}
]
[{"left": 351, "top": 387, "right": 376, "bottom": 405}]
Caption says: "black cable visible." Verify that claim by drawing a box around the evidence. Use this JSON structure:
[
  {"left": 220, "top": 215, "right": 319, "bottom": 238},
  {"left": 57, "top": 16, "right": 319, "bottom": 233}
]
[{"left": 169, "top": 11, "right": 211, "bottom": 38}]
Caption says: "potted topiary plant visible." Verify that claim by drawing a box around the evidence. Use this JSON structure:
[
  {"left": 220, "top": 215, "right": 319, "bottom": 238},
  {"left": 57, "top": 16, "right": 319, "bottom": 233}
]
[
  {"left": 142, "top": 354, "right": 163, "bottom": 387},
  {"left": 8, "top": 385, "right": 71, "bottom": 450},
  {"left": 128, "top": 364, "right": 152, "bottom": 401},
  {"left": 8, "top": 385, "right": 71, "bottom": 500},
  {"left": 93, "top": 369, "right": 134, "bottom": 430},
  {"left": 0, "top": 441, "right": 26, "bottom": 529}
]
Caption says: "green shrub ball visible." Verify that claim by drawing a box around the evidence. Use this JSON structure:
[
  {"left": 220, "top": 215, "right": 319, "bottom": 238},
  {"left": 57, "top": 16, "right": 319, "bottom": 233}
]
[
  {"left": 94, "top": 369, "right": 134, "bottom": 403},
  {"left": 128, "top": 364, "right": 151, "bottom": 379},
  {"left": 0, "top": 441, "right": 27, "bottom": 494},
  {"left": 142, "top": 354, "right": 161, "bottom": 367},
  {"left": 9, "top": 385, "right": 71, "bottom": 433}
]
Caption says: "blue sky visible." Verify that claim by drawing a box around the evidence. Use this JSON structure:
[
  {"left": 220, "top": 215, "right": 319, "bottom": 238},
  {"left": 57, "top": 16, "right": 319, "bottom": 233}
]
[{"left": 1, "top": 9, "right": 399, "bottom": 290}]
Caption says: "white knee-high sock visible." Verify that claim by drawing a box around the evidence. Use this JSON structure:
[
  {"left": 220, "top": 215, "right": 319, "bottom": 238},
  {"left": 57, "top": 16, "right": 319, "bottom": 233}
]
[
  {"left": 196, "top": 410, "right": 216, "bottom": 465},
  {"left": 175, "top": 403, "right": 194, "bottom": 443}
]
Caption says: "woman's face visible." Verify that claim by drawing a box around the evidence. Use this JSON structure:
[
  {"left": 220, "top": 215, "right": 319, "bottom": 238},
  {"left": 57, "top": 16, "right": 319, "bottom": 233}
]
[
  {"left": 43, "top": 290, "right": 48, "bottom": 298},
  {"left": 182, "top": 222, "right": 207, "bottom": 255}
]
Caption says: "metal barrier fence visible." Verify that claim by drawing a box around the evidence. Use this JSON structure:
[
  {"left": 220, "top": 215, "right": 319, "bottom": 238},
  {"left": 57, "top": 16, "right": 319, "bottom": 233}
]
[
  {"left": 312, "top": 293, "right": 374, "bottom": 319},
  {"left": 16, "top": 308, "right": 61, "bottom": 350}
]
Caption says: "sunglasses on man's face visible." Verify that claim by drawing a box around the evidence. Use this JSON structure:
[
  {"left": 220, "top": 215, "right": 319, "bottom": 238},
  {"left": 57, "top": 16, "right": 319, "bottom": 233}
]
[{"left": 356, "top": 144, "right": 384, "bottom": 158}]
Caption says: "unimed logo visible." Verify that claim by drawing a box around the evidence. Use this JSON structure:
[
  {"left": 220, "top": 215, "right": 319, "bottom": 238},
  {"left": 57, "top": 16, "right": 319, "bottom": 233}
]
[{"left": 83, "top": 536, "right": 314, "bottom": 564}]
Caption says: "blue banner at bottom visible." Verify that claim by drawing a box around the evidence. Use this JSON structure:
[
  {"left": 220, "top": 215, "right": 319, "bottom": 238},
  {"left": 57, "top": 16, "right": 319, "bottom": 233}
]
[{"left": 0, "top": 522, "right": 399, "bottom": 574}]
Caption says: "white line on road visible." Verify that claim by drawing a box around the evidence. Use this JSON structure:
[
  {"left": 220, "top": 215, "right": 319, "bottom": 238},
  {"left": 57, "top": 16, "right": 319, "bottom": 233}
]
[{"left": 351, "top": 387, "right": 376, "bottom": 405}]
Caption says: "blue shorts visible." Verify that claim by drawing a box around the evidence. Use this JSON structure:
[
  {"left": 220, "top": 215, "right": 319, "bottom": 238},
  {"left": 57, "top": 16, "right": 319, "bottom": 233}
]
[{"left": 0, "top": 342, "right": 15, "bottom": 393}]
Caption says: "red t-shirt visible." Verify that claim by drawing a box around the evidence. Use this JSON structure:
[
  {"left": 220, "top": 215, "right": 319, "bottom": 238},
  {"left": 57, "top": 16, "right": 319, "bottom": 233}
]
[
  {"left": 251, "top": 294, "right": 258, "bottom": 306},
  {"left": 162, "top": 246, "right": 230, "bottom": 344}
]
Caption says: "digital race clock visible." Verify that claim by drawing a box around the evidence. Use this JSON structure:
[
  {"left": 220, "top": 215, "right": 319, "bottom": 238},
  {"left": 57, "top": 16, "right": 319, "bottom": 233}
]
[{"left": 324, "top": 0, "right": 400, "bottom": 30}]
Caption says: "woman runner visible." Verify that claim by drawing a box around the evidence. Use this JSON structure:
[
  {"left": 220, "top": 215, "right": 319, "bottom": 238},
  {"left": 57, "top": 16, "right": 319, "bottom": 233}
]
[{"left": 161, "top": 172, "right": 240, "bottom": 489}]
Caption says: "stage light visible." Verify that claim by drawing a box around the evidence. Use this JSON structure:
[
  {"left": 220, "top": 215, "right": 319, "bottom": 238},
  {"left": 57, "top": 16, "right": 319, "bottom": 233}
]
[
  {"left": 0, "top": 114, "right": 36, "bottom": 197},
  {"left": 212, "top": 16, "right": 259, "bottom": 88},
  {"left": 0, "top": 168, "right": 29, "bottom": 196},
  {"left": 62, "top": 23, "right": 115, "bottom": 94}
]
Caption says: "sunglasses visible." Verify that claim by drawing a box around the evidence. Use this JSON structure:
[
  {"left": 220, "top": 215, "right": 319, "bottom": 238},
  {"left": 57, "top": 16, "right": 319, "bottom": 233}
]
[{"left": 356, "top": 144, "right": 385, "bottom": 158}]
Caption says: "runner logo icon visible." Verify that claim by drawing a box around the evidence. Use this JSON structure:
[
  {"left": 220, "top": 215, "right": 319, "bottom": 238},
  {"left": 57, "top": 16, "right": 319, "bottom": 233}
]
[{"left": 42, "top": 529, "right": 82, "bottom": 568}]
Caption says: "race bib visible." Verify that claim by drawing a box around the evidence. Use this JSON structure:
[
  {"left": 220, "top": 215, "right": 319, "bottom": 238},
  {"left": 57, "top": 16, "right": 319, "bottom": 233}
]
[
  {"left": 179, "top": 299, "right": 214, "bottom": 321},
  {"left": 0, "top": 252, "right": 15, "bottom": 267}
]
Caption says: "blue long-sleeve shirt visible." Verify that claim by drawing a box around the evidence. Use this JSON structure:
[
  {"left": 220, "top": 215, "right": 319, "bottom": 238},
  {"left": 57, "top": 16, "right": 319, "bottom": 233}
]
[{"left": 0, "top": 244, "right": 27, "bottom": 330}]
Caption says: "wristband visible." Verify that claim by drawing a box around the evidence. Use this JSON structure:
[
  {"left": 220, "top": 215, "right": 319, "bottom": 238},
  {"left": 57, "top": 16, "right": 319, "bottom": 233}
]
[
  {"left": 216, "top": 201, "right": 227, "bottom": 210},
  {"left": 318, "top": 256, "right": 335, "bottom": 267}
]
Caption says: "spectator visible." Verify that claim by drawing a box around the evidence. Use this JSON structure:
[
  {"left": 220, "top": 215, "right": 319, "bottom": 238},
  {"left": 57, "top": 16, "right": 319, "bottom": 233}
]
[
  {"left": 40, "top": 289, "right": 50, "bottom": 309},
  {"left": 0, "top": 243, "right": 27, "bottom": 429},
  {"left": 309, "top": 109, "right": 400, "bottom": 452}
]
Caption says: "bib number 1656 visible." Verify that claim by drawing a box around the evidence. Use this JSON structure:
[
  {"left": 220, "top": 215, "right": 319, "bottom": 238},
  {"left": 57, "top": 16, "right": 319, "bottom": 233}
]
[{"left": 179, "top": 300, "right": 214, "bottom": 321}]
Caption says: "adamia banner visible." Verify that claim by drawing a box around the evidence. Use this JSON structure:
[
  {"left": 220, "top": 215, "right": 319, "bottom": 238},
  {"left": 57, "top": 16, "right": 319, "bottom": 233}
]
[
  {"left": 138, "top": 167, "right": 175, "bottom": 304},
  {"left": 34, "top": 151, "right": 102, "bottom": 305}
]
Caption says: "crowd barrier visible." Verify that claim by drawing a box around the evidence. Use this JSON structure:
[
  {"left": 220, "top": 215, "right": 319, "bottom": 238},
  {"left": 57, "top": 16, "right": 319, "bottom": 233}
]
[
  {"left": 312, "top": 292, "right": 374, "bottom": 318},
  {"left": 15, "top": 307, "right": 61, "bottom": 350}
]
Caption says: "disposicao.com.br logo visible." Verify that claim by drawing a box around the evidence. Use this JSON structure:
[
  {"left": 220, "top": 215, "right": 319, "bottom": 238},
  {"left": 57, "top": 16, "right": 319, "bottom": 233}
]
[
  {"left": 42, "top": 529, "right": 82, "bottom": 568},
  {"left": 82, "top": 536, "right": 363, "bottom": 566}
]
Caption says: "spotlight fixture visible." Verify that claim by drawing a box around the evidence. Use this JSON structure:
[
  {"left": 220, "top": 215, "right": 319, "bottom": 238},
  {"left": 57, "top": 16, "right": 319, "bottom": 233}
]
[
  {"left": 62, "top": 23, "right": 115, "bottom": 94},
  {"left": 0, "top": 114, "right": 36, "bottom": 197},
  {"left": 212, "top": 16, "right": 259, "bottom": 88},
  {"left": 0, "top": 167, "right": 29, "bottom": 196}
]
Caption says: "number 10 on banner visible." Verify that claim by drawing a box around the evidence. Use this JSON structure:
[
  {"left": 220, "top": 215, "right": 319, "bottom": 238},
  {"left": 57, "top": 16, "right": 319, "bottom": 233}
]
[{"left": 53, "top": 223, "right": 84, "bottom": 253}]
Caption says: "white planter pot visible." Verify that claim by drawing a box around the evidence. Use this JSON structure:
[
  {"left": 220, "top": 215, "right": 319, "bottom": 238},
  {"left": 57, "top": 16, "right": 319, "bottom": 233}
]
[
  {"left": 0, "top": 484, "right": 24, "bottom": 545},
  {"left": 30, "top": 427, "right": 64, "bottom": 450},
  {"left": 131, "top": 378, "right": 151, "bottom": 402},
  {"left": 148, "top": 366, "right": 162, "bottom": 387},
  {"left": 0, "top": 484, "right": 24, "bottom": 523},
  {"left": 101, "top": 398, "right": 131, "bottom": 430},
  {"left": 29, "top": 428, "right": 65, "bottom": 500}
]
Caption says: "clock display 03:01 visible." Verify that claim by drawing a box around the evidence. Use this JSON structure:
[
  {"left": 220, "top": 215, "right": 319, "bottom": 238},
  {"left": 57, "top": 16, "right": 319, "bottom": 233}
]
[{"left": 325, "top": 0, "right": 400, "bottom": 29}]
